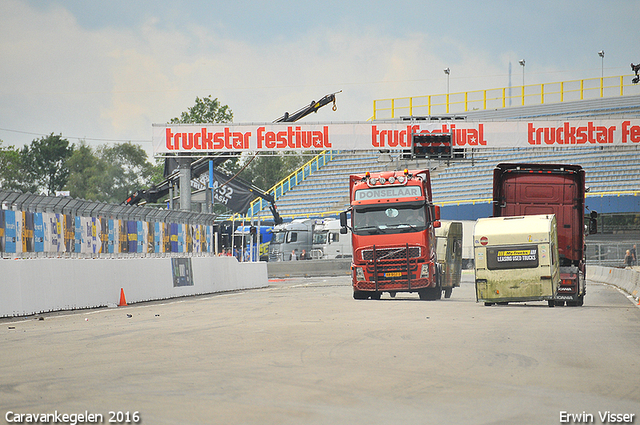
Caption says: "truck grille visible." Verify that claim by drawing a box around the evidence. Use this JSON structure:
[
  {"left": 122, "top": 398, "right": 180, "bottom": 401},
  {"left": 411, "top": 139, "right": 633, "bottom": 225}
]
[{"left": 362, "top": 246, "right": 421, "bottom": 261}]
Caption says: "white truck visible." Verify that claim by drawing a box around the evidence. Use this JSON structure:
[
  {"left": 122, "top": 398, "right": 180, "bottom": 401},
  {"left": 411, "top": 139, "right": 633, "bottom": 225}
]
[
  {"left": 311, "top": 218, "right": 352, "bottom": 260},
  {"left": 268, "top": 218, "right": 316, "bottom": 261},
  {"left": 474, "top": 214, "right": 560, "bottom": 307}
]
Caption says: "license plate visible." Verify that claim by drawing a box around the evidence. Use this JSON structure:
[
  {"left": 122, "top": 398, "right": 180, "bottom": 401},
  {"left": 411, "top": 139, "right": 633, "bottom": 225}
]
[{"left": 385, "top": 272, "right": 402, "bottom": 277}]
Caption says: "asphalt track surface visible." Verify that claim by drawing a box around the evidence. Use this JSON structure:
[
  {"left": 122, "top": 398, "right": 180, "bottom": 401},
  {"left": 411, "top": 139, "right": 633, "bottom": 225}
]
[{"left": 1, "top": 272, "right": 639, "bottom": 425}]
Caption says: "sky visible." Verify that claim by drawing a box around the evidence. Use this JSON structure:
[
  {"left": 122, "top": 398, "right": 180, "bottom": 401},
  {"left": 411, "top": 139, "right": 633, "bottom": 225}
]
[{"left": 1, "top": 0, "right": 638, "bottom": 157}]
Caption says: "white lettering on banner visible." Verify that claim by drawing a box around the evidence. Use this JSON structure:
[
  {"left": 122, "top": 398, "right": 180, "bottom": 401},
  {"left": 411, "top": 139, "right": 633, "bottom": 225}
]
[
  {"left": 371, "top": 124, "right": 487, "bottom": 148},
  {"left": 355, "top": 186, "right": 422, "bottom": 201},
  {"left": 151, "top": 119, "right": 640, "bottom": 155}
]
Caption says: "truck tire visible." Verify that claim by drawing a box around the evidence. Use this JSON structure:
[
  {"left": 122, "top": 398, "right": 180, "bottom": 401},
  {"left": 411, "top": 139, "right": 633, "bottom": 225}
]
[
  {"left": 370, "top": 292, "right": 382, "bottom": 300},
  {"left": 567, "top": 295, "right": 584, "bottom": 307},
  {"left": 418, "top": 288, "right": 439, "bottom": 300},
  {"left": 420, "top": 269, "right": 442, "bottom": 300},
  {"left": 444, "top": 287, "right": 453, "bottom": 298},
  {"left": 353, "top": 290, "right": 368, "bottom": 300}
]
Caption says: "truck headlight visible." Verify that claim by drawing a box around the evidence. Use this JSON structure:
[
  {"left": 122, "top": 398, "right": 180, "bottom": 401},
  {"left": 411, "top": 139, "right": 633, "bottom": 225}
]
[
  {"left": 420, "top": 264, "right": 429, "bottom": 278},
  {"left": 356, "top": 267, "right": 365, "bottom": 281}
]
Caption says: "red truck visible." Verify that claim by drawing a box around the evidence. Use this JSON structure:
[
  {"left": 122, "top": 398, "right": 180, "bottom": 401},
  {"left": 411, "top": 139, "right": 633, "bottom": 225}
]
[
  {"left": 492, "top": 163, "right": 597, "bottom": 306},
  {"left": 340, "top": 169, "right": 443, "bottom": 300}
]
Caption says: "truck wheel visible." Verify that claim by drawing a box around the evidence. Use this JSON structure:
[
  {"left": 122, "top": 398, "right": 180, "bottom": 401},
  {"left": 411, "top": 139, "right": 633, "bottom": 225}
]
[
  {"left": 370, "top": 292, "right": 382, "bottom": 300},
  {"left": 353, "top": 290, "right": 368, "bottom": 300},
  {"left": 567, "top": 296, "right": 584, "bottom": 307},
  {"left": 554, "top": 300, "right": 565, "bottom": 307},
  {"left": 548, "top": 300, "right": 555, "bottom": 307},
  {"left": 419, "top": 287, "right": 440, "bottom": 300},
  {"left": 389, "top": 291, "right": 397, "bottom": 298},
  {"left": 484, "top": 302, "right": 493, "bottom": 306},
  {"left": 444, "top": 288, "right": 453, "bottom": 299}
]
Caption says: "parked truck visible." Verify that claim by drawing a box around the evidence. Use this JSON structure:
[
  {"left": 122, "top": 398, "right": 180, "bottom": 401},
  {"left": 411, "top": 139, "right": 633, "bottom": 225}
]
[
  {"left": 268, "top": 218, "right": 316, "bottom": 261},
  {"left": 340, "top": 169, "right": 444, "bottom": 300},
  {"left": 492, "top": 163, "right": 597, "bottom": 306},
  {"left": 311, "top": 218, "right": 352, "bottom": 260},
  {"left": 474, "top": 214, "right": 560, "bottom": 306}
]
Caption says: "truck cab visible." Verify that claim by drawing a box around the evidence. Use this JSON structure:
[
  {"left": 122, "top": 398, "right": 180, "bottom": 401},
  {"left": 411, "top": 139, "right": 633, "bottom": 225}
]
[
  {"left": 268, "top": 219, "right": 315, "bottom": 261},
  {"left": 311, "top": 218, "right": 352, "bottom": 260},
  {"left": 340, "top": 169, "right": 442, "bottom": 300}
]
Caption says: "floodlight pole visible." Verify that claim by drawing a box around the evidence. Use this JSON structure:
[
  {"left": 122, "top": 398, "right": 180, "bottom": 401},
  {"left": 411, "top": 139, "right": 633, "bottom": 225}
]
[
  {"left": 444, "top": 68, "right": 450, "bottom": 113},
  {"left": 519, "top": 59, "right": 526, "bottom": 105}
]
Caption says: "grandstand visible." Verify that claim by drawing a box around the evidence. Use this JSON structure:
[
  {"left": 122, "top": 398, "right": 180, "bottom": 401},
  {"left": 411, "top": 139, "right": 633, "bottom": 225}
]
[{"left": 248, "top": 78, "right": 640, "bottom": 224}]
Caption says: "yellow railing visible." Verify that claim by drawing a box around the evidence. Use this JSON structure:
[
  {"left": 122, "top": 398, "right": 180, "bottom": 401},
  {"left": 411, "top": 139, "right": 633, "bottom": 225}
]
[
  {"left": 239, "top": 150, "right": 336, "bottom": 219},
  {"left": 373, "top": 75, "right": 640, "bottom": 120}
]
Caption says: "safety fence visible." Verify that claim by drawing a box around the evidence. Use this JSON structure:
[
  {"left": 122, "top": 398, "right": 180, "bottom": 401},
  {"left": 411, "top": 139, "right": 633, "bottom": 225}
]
[
  {"left": 585, "top": 242, "right": 638, "bottom": 268},
  {"left": 373, "top": 74, "right": 640, "bottom": 119},
  {"left": 0, "top": 190, "right": 218, "bottom": 258}
]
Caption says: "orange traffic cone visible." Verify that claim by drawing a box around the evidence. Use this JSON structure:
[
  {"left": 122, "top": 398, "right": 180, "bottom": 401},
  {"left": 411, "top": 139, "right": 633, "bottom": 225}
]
[{"left": 118, "top": 288, "right": 128, "bottom": 307}]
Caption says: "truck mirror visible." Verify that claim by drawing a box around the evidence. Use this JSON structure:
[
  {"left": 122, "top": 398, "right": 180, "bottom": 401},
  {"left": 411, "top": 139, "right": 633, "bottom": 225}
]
[
  {"left": 434, "top": 205, "right": 441, "bottom": 221},
  {"left": 339, "top": 211, "right": 348, "bottom": 228},
  {"left": 590, "top": 210, "right": 598, "bottom": 219},
  {"left": 589, "top": 218, "right": 598, "bottom": 234},
  {"left": 433, "top": 220, "right": 441, "bottom": 228},
  {"left": 340, "top": 227, "right": 348, "bottom": 234}
]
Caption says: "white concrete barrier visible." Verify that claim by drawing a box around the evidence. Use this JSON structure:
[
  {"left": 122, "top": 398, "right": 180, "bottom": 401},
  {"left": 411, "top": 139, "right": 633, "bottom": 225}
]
[
  {"left": 0, "top": 256, "right": 268, "bottom": 318},
  {"left": 589, "top": 265, "right": 640, "bottom": 300}
]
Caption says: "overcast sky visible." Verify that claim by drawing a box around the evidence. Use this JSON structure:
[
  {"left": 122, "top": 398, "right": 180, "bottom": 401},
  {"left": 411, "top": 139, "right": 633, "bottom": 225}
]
[{"left": 1, "top": 0, "right": 638, "bottom": 156}]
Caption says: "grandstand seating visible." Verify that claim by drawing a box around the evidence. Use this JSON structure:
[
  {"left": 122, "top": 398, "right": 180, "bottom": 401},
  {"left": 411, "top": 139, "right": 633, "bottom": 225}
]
[{"left": 265, "top": 145, "right": 640, "bottom": 220}]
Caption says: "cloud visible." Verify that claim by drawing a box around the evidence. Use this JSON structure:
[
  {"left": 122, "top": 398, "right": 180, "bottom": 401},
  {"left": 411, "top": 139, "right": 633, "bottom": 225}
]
[{"left": 1, "top": 0, "right": 637, "bottom": 157}]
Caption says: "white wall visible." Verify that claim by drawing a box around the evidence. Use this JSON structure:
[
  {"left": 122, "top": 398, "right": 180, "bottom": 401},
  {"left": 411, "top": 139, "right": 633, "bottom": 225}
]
[
  {"left": 0, "top": 257, "right": 268, "bottom": 318},
  {"left": 588, "top": 265, "right": 640, "bottom": 300}
]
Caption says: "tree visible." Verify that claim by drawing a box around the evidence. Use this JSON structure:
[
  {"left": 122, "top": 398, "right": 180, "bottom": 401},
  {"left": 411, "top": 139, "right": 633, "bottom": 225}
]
[
  {"left": 65, "top": 141, "right": 101, "bottom": 200},
  {"left": 0, "top": 141, "right": 23, "bottom": 191},
  {"left": 20, "top": 134, "right": 74, "bottom": 195},
  {"left": 240, "top": 153, "right": 306, "bottom": 192},
  {"left": 98, "top": 142, "right": 157, "bottom": 203},
  {"left": 169, "top": 95, "right": 233, "bottom": 124},
  {"left": 65, "top": 142, "right": 161, "bottom": 204}
]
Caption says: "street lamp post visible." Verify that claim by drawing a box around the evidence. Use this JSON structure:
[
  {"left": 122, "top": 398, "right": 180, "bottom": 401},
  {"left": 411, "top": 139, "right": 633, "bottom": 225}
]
[
  {"left": 444, "top": 67, "right": 450, "bottom": 113},
  {"left": 519, "top": 59, "right": 526, "bottom": 105},
  {"left": 598, "top": 50, "right": 605, "bottom": 97}
]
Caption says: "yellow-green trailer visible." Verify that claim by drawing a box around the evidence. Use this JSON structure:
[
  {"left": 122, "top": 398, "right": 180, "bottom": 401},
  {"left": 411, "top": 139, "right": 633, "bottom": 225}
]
[
  {"left": 436, "top": 221, "right": 463, "bottom": 298},
  {"left": 474, "top": 215, "right": 560, "bottom": 307}
]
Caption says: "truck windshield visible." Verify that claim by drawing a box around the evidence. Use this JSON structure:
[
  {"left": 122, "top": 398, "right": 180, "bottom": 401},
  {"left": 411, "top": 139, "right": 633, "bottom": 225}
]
[
  {"left": 353, "top": 203, "right": 427, "bottom": 235},
  {"left": 272, "top": 232, "right": 285, "bottom": 244},
  {"left": 313, "top": 232, "right": 328, "bottom": 244}
]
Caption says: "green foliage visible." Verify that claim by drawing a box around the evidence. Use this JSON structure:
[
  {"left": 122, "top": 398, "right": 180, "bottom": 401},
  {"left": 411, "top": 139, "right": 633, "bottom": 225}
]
[
  {"left": 16, "top": 134, "right": 74, "bottom": 195},
  {"left": 0, "top": 141, "right": 23, "bottom": 191},
  {"left": 169, "top": 95, "right": 233, "bottom": 124},
  {"left": 65, "top": 142, "right": 160, "bottom": 203},
  {"left": 239, "top": 152, "right": 306, "bottom": 192},
  {"left": 65, "top": 142, "right": 100, "bottom": 199}
]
